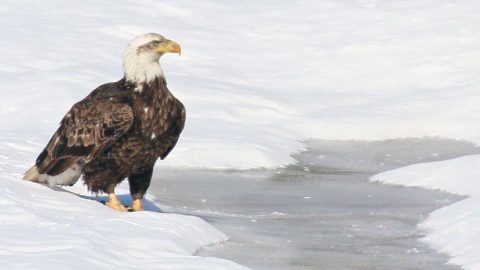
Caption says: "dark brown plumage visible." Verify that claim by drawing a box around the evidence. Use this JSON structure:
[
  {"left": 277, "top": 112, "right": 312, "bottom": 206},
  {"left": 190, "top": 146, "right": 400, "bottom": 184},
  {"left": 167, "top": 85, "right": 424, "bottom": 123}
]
[{"left": 24, "top": 33, "right": 185, "bottom": 211}]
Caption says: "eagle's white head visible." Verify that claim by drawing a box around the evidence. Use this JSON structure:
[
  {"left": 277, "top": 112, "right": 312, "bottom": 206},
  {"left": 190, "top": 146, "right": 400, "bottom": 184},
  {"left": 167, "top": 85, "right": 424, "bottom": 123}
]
[{"left": 123, "top": 33, "right": 181, "bottom": 86}]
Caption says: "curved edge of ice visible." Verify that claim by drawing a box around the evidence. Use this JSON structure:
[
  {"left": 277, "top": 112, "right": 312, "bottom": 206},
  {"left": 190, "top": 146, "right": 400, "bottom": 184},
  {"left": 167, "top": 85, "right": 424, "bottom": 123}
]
[{"left": 370, "top": 154, "right": 480, "bottom": 270}]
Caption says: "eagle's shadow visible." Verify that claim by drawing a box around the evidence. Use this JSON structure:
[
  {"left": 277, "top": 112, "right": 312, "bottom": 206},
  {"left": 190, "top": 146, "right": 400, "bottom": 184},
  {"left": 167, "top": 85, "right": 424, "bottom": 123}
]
[
  {"left": 79, "top": 193, "right": 163, "bottom": 213},
  {"left": 45, "top": 185, "right": 162, "bottom": 213}
]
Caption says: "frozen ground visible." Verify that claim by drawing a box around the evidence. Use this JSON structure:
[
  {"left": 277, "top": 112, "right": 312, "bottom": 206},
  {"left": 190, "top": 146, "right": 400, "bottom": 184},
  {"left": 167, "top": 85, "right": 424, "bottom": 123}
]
[
  {"left": 151, "top": 138, "right": 479, "bottom": 270},
  {"left": 1, "top": 1, "right": 480, "bottom": 269}
]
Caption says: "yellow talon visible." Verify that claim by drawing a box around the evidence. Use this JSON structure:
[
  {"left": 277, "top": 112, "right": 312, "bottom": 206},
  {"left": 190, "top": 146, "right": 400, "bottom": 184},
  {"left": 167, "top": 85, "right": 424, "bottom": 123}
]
[
  {"left": 106, "top": 193, "right": 128, "bottom": 212},
  {"left": 131, "top": 198, "right": 144, "bottom": 211}
]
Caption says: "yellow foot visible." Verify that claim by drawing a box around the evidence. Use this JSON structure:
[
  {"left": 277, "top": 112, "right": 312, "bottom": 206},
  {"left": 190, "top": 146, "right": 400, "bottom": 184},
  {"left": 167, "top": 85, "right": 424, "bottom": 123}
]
[
  {"left": 131, "top": 198, "right": 144, "bottom": 211},
  {"left": 106, "top": 194, "right": 128, "bottom": 212}
]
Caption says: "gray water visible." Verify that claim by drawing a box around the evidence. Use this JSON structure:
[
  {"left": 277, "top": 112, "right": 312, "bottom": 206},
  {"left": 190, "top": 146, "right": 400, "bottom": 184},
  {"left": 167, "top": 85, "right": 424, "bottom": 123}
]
[{"left": 149, "top": 138, "right": 480, "bottom": 270}]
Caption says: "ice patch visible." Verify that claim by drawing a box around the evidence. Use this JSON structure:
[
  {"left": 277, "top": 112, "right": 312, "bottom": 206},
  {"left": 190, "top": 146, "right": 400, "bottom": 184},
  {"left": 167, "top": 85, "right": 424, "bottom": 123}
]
[{"left": 371, "top": 155, "right": 480, "bottom": 269}]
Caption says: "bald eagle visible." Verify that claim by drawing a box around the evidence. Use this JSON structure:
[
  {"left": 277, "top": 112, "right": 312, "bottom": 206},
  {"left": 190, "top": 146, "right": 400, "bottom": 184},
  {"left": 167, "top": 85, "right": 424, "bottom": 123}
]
[{"left": 23, "top": 33, "right": 185, "bottom": 212}]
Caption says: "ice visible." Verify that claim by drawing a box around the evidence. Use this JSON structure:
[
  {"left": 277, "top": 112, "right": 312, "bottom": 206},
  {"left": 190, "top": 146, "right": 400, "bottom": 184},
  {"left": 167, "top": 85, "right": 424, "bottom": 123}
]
[{"left": 150, "top": 138, "right": 479, "bottom": 270}]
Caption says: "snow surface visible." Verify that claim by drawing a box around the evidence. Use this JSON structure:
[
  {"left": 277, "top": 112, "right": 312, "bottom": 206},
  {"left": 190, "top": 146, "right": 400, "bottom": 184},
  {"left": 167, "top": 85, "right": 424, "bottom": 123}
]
[
  {"left": 1, "top": 0, "right": 480, "bottom": 269},
  {"left": 0, "top": 136, "right": 248, "bottom": 269},
  {"left": 3, "top": 0, "right": 480, "bottom": 169}
]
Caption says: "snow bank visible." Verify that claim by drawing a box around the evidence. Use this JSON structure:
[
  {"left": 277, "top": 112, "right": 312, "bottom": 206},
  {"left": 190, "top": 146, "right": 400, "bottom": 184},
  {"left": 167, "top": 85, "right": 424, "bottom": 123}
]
[
  {"left": 371, "top": 155, "right": 480, "bottom": 196},
  {"left": 371, "top": 155, "right": 480, "bottom": 269},
  {"left": 0, "top": 137, "right": 248, "bottom": 269}
]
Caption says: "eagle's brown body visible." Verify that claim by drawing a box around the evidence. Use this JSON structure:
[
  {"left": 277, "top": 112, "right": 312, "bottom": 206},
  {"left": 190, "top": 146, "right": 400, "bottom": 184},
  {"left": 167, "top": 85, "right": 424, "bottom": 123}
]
[
  {"left": 24, "top": 33, "right": 184, "bottom": 211},
  {"left": 35, "top": 77, "right": 185, "bottom": 198}
]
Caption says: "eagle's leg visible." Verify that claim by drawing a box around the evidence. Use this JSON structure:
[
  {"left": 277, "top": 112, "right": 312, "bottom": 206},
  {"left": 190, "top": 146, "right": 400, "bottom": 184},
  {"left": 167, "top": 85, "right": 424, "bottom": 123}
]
[
  {"left": 105, "top": 184, "right": 128, "bottom": 212},
  {"left": 128, "top": 168, "right": 153, "bottom": 211}
]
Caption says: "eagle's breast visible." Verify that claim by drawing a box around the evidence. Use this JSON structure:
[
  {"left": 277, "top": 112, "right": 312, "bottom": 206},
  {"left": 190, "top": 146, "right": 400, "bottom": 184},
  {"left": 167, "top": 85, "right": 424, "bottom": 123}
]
[{"left": 128, "top": 78, "right": 185, "bottom": 160}]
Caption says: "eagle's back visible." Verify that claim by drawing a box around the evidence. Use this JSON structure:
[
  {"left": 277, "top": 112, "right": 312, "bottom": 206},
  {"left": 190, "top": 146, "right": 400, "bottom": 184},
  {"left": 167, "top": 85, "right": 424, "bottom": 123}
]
[
  {"left": 34, "top": 82, "right": 134, "bottom": 177},
  {"left": 82, "top": 78, "right": 186, "bottom": 191}
]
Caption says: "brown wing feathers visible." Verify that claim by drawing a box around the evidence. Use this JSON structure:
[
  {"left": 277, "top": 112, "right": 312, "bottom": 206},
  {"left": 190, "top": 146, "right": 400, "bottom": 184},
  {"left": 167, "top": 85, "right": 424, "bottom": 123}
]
[{"left": 35, "top": 99, "right": 134, "bottom": 176}]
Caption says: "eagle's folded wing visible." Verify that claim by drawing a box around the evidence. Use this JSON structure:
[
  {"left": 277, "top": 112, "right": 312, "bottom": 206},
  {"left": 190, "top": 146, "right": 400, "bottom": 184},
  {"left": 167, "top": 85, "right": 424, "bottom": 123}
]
[{"left": 36, "top": 99, "right": 134, "bottom": 176}]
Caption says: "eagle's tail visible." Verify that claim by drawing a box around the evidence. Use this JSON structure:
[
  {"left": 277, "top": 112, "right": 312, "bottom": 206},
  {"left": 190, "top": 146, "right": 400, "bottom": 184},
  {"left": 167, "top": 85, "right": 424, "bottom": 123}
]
[{"left": 23, "top": 165, "right": 40, "bottom": 182}]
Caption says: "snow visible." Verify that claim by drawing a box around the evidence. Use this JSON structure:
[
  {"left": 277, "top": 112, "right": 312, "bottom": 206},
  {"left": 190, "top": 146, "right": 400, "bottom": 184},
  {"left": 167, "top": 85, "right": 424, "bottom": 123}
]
[
  {"left": 0, "top": 180, "right": 243, "bottom": 269},
  {"left": 1, "top": 0, "right": 480, "bottom": 269},
  {"left": 4, "top": 1, "right": 480, "bottom": 169},
  {"left": 0, "top": 136, "right": 248, "bottom": 269},
  {"left": 371, "top": 156, "right": 480, "bottom": 270},
  {"left": 371, "top": 155, "right": 480, "bottom": 196}
]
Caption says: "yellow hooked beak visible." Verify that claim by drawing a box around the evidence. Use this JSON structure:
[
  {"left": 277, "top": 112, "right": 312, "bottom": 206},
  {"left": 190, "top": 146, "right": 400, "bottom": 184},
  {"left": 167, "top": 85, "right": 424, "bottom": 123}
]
[{"left": 155, "top": 39, "right": 181, "bottom": 55}]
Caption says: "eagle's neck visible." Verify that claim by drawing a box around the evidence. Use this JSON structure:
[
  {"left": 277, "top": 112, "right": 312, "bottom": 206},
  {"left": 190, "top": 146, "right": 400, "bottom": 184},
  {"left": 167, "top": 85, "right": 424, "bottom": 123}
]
[
  {"left": 122, "top": 76, "right": 169, "bottom": 98},
  {"left": 123, "top": 52, "right": 164, "bottom": 91}
]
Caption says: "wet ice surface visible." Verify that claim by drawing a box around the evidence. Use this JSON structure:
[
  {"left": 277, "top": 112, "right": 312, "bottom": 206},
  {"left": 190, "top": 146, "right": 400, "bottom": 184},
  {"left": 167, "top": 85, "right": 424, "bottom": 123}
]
[{"left": 150, "top": 138, "right": 480, "bottom": 270}]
